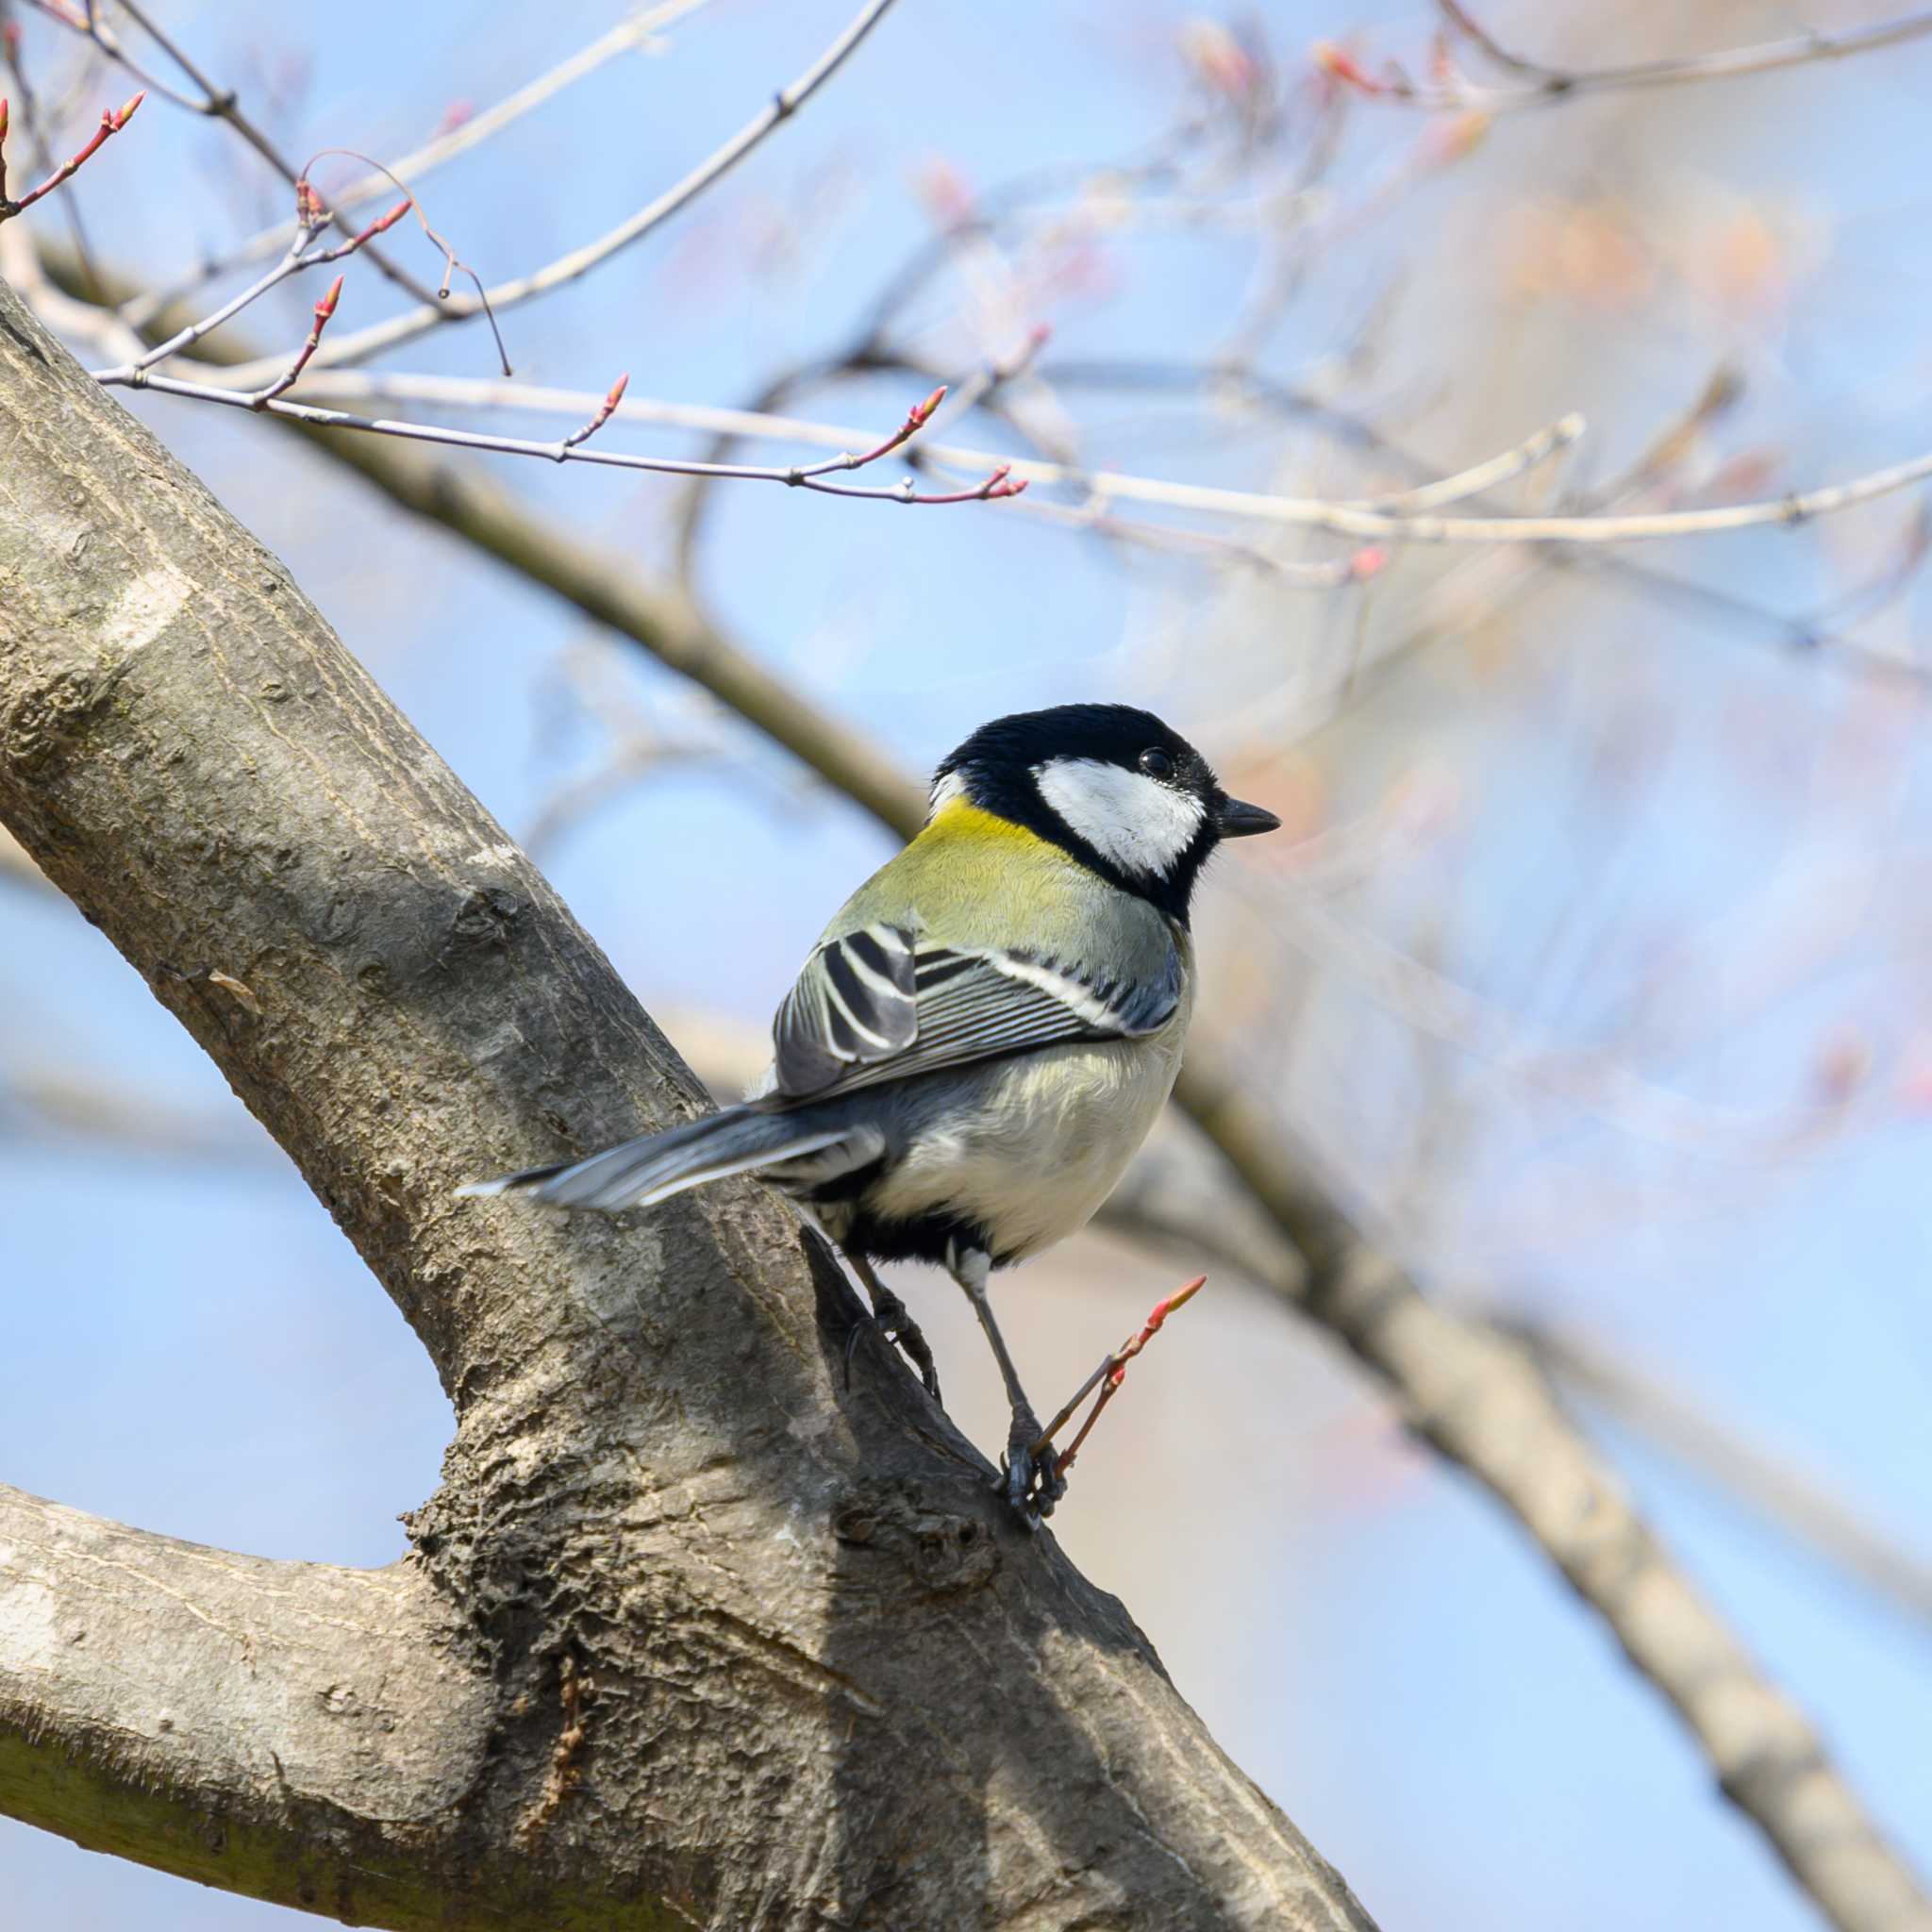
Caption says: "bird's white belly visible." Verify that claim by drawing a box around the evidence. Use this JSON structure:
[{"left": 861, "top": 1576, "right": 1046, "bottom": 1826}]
[{"left": 868, "top": 1008, "right": 1190, "bottom": 1264}]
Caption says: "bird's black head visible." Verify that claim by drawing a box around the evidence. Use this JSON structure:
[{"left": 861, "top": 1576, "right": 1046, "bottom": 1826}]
[{"left": 929, "top": 704, "right": 1280, "bottom": 923}]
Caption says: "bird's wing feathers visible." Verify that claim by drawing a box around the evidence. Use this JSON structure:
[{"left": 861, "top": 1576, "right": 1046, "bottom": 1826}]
[
  {"left": 772, "top": 923, "right": 921, "bottom": 1096},
  {"left": 770, "top": 924, "right": 1182, "bottom": 1101}
]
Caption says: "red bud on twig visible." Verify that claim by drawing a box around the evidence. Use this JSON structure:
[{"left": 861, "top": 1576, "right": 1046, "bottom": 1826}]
[
  {"left": 251, "top": 275, "right": 344, "bottom": 408},
  {"left": 1, "top": 90, "right": 144, "bottom": 221},
  {"left": 1031, "top": 1275, "right": 1208, "bottom": 1476},
  {"left": 350, "top": 197, "right": 411, "bottom": 246},
  {"left": 561, "top": 373, "right": 630, "bottom": 452}
]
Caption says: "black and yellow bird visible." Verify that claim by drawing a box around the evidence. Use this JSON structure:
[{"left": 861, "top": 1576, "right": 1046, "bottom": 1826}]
[{"left": 461, "top": 705, "right": 1279, "bottom": 1518}]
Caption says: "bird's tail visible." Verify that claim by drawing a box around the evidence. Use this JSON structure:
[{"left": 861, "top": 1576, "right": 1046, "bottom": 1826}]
[{"left": 456, "top": 1105, "right": 850, "bottom": 1214}]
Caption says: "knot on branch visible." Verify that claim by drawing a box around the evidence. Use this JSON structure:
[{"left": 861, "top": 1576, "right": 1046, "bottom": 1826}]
[
  {"left": 447, "top": 883, "right": 525, "bottom": 953},
  {"left": 833, "top": 1479, "right": 1000, "bottom": 1597},
  {"left": 2, "top": 666, "right": 109, "bottom": 782}
]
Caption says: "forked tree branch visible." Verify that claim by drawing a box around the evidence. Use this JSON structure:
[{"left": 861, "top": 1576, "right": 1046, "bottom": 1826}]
[{"left": 0, "top": 271, "right": 1376, "bottom": 1929}]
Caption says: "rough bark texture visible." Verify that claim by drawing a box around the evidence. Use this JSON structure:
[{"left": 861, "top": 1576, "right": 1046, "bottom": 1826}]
[{"left": 0, "top": 276, "right": 1380, "bottom": 1926}]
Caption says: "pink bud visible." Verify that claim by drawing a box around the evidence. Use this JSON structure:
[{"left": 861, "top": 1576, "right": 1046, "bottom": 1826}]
[
  {"left": 315, "top": 275, "right": 344, "bottom": 321},
  {"left": 1310, "top": 41, "right": 1382, "bottom": 92},
  {"left": 113, "top": 91, "right": 145, "bottom": 130},
  {"left": 1352, "top": 546, "right": 1388, "bottom": 579},
  {"left": 606, "top": 373, "right": 630, "bottom": 410}
]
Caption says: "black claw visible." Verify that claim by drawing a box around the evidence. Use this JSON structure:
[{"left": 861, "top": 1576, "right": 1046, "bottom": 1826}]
[
  {"left": 999, "top": 1408, "right": 1067, "bottom": 1525},
  {"left": 845, "top": 1282, "right": 942, "bottom": 1403},
  {"left": 871, "top": 1284, "right": 942, "bottom": 1402}
]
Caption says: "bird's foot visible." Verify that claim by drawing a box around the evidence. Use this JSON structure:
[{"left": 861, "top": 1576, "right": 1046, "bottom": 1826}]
[
  {"left": 843, "top": 1283, "right": 941, "bottom": 1402},
  {"left": 999, "top": 1407, "right": 1068, "bottom": 1526}
]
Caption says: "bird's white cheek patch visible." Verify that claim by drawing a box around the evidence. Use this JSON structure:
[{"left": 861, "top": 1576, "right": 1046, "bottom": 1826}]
[
  {"left": 926, "top": 769, "right": 969, "bottom": 819},
  {"left": 1032, "top": 758, "right": 1205, "bottom": 875}
]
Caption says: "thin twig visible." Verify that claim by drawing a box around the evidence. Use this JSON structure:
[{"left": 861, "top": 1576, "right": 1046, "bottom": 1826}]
[
  {"left": 118, "top": 0, "right": 715, "bottom": 327},
  {"left": 1031, "top": 1276, "right": 1206, "bottom": 1474},
  {"left": 92, "top": 364, "right": 1025, "bottom": 505},
  {"left": 1318, "top": 4, "right": 1932, "bottom": 113},
  {"left": 0, "top": 12, "right": 107, "bottom": 292},
  {"left": 252, "top": 274, "right": 341, "bottom": 407},
  {"left": 238, "top": 366, "right": 1932, "bottom": 550},
  {"left": 56, "top": 0, "right": 442, "bottom": 305},
  {"left": 91, "top": 191, "right": 406, "bottom": 379},
  {"left": 239, "top": 0, "right": 905, "bottom": 376},
  {"left": 0, "top": 86, "right": 139, "bottom": 218}
]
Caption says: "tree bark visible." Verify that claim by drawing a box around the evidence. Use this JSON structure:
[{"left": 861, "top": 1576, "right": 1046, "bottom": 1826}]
[{"left": 0, "top": 276, "right": 1378, "bottom": 1927}]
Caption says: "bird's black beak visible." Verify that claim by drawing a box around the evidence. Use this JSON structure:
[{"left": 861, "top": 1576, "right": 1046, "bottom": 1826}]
[{"left": 1215, "top": 796, "right": 1281, "bottom": 839}]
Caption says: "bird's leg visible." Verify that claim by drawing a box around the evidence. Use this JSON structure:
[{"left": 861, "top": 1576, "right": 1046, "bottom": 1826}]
[
  {"left": 845, "top": 1250, "right": 941, "bottom": 1402},
  {"left": 946, "top": 1245, "right": 1067, "bottom": 1524}
]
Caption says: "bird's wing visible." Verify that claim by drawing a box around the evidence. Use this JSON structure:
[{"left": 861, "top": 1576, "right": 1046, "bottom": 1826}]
[
  {"left": 770, "top": 924, "right": 1182, "bottom": 1101},
  {"left": 771, "top": 923, "right": 922, "bottom": 1097}
]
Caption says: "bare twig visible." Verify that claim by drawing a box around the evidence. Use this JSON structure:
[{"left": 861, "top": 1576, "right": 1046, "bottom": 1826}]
[
  {"left": 252, "top": 274, "right": 341, "bottom": 407},
  {"left": 1316, "top": 4, "right": 1932, "bottom": 114},
  {"left": 238, "top": 366, "right": 1932, "bottom": 551},
  {"left": 0, "top": 13, "right": 107, "bottom": 291},
  {"left": 229, "top": 0, "right": 905, "bottom": 377},
  {"left": 1032, "top": 1275, "right": 1207, "bottom": 1474},
  {"left": 0, "top": 86, "right": 139, "bottom": 218},
  {"left": 92, "top": 363, "right": 1024, "bottom": 506},
  {"left": 118, "top": 0, "right": 715, "bottom": 327},
  {"left": 25, "top": 0, "right": 442, "bottom": 304},
  {"left": 89, "top": 186, "right": 406, "bottom": 381}
]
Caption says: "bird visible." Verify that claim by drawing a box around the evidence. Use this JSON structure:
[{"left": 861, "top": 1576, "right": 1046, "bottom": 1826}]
[{"left": 458, "top": 704, "right": 1281, "bottom": 1520}]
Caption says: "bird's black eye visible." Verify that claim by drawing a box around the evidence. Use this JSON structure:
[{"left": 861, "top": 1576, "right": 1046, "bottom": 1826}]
[{"left": 1138, "top": 748, "right": 1174, "bottom": 781}]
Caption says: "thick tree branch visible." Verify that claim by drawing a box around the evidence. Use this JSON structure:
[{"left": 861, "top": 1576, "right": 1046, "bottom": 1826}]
[
  {"left": 0, "top": 1484, "right": 494, "bottom": 1925},
  {"left": 0, "top": 273, "right": 1375, "bottom": 1928}
]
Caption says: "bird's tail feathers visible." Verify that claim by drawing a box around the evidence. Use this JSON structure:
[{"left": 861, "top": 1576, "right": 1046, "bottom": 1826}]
[{"left": 457, "top": 1106, "right": 849, "bottom": 1214}]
